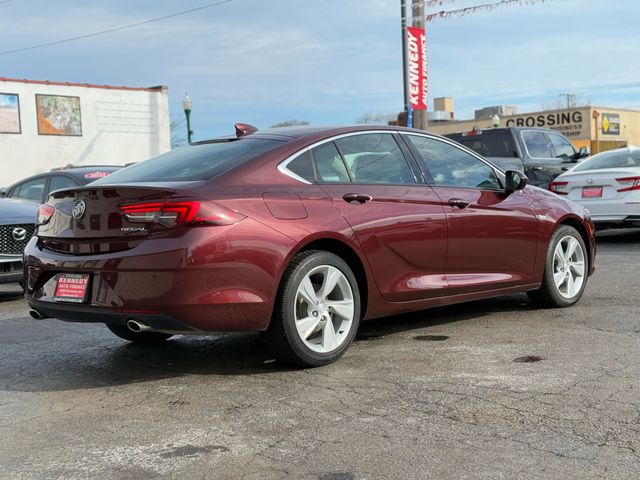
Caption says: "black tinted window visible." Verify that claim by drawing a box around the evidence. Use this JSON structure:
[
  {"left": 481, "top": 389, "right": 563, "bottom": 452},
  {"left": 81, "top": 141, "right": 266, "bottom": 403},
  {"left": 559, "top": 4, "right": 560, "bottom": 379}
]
[
  {"left": 286, "top": 151, "right": 315, "bottom": 182},
  {"left": 460, "top": 134, "right": 517, "bottom": 157},
  {"left": 49, "top": 176, "right": 79, "bottom": 193},
  {"left": 407, "top": 135, "right": 501, "bottom": 190},
  {"left": 334, "top": 133, "right": 415, "bottom": 184},
  {"left": 92, "top": 139, "right": 284, "bottom": 183}
]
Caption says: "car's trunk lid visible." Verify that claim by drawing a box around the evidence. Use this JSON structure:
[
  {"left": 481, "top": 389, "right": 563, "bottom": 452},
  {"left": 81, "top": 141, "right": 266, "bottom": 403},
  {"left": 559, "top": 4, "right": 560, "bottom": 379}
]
[{"left": 38, "top": 185, "right": 184, "bottom": 255}]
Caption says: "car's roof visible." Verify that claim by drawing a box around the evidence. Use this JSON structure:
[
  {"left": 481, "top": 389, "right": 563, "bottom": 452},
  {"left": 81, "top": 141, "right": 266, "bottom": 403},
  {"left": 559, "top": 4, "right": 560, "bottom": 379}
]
[
  {"left": 200, "top": 125, "right": 435, "bottom": 144},
  {"left": 50, "top": 165, "right": 122, "bottom": 176},
  {"left": 7, "top": 165, "right": 121, "bottom": 189}
]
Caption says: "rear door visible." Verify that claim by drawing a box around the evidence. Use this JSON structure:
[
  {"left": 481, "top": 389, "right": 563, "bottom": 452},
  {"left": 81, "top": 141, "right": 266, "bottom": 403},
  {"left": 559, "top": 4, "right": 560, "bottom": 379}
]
[
  {"left": 403, "top": 133, "right": 539, "bottom": 294},
  {"left": 302, "top": 132, "right": 449, "bottom": 302}
]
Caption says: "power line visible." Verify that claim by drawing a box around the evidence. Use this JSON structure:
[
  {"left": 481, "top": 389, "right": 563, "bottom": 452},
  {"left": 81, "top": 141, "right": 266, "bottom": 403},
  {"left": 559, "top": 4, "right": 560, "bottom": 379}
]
[
  {"left": 0, "top": 0, "right": 234, "bottom": 57},
  {"left": 0, "top": 0, "right": 13, "bottom": 5}
]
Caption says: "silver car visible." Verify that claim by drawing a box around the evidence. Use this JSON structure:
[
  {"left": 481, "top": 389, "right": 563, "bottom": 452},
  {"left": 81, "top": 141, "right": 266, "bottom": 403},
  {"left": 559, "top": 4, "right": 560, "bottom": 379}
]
[
  {"left": 549, "top": 146, "right": 640, "bottom": 228},
  {"left": 1, "top": 198, "right": 38, "bottom": 284}
]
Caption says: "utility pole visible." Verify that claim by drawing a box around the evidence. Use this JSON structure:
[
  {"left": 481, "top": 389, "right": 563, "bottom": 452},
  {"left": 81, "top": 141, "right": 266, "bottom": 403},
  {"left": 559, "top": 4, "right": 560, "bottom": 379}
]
[
  {"left": 559, "top": 93, "right": 576, "bottom": 109},
  {"left": 401, "top": 0, "right": 409, "bottom": 126},
  {"left": 412, "top": 0, "right": 426, "bottom": 130}
]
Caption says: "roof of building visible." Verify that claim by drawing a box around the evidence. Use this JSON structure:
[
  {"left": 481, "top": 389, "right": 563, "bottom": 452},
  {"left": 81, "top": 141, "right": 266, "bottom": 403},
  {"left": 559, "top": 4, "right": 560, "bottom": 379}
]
[{"left": 0, "top": 76, "right": 166, "bottom": 93}]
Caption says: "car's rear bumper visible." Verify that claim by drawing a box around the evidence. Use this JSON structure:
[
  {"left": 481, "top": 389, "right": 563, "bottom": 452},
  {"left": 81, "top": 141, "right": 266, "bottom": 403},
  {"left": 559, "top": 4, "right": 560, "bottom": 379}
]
[
  {"left": 27, "top": 301, "right": 200, "bottom": 333},
  {"left": 23, "top": 219, "right": 296, "bottom": 332}
]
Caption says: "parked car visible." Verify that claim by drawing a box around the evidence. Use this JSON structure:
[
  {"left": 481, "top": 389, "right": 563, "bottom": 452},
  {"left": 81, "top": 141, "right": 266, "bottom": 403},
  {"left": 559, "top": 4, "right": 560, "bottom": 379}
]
[
  {"left": 5, "top": 165, "right": 121, "bottom": 204},
  {"left": 1, "top": 198, "right": 38, "bottom": 285},
  {"left": 445, "top": 127, "right": 589, "bottom": 188},
  {"left": 550, "top": 146, "right": 640, "bottom": 229},
  {"left": 24, "top": 125, "right": 595, "bottom": 366}
]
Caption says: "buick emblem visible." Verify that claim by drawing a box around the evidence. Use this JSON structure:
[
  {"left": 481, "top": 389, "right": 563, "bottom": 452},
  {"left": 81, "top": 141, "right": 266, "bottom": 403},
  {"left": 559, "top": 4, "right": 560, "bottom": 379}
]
[
  {"left": 72, "top": 200, "right": 86, "bottom": 220},
  {"left": 12, "top": 227, "right": 27, "bottom": 242}
]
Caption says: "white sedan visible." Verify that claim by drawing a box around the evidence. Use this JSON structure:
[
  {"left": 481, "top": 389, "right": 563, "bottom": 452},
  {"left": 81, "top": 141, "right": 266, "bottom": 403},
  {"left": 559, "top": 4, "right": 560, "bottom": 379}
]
[{"left": 549, "top": 146, "right": 640, "bottom": 228}]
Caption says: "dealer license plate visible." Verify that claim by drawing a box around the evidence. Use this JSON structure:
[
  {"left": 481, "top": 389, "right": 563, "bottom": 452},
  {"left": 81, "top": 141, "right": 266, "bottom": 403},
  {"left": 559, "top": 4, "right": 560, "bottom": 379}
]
[
  {"left": 582, "top": 186, "right": 602, "bottom": 198},
  {"left": 53, "top": 273, "right": 90, "bottom": 303}
]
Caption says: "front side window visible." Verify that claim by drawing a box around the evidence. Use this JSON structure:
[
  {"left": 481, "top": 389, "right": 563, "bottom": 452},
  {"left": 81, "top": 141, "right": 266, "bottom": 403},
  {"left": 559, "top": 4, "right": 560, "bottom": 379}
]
[
  {"left": 407, "top": 135, "right": 501, "bottom": 190},
  {"left": 334, "top": 133, "right": 415, "bottom": 184},
  {"left": 548, "top": 133, "right": 576, "bottom": 159},
  {"left": 522, "top": 131, "right": 553, "bottom": 158}
]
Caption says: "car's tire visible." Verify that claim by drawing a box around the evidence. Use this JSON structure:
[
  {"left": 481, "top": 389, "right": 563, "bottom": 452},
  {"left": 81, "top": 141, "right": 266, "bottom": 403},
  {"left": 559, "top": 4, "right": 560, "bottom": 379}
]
[
  {"left": 527, "top": 225, "right": 588, "bottom": 308},
  {"left": 106, "top": 324, "right": 173, "bottom": 344},
  {"left": 266, "top": 250, "right": 361, "bottom": 367}
]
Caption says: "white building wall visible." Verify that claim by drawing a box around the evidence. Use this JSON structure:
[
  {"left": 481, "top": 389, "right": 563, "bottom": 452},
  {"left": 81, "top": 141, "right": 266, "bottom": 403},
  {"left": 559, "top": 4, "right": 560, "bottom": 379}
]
[{"left": 0, "top": 78, "right": 170, "bottom": 186}]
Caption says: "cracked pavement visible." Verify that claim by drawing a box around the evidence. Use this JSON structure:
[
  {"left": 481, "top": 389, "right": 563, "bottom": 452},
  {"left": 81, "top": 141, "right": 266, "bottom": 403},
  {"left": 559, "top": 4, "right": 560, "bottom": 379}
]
[{"left": 1, "top": 229, "right": 639, "bottom": 479}]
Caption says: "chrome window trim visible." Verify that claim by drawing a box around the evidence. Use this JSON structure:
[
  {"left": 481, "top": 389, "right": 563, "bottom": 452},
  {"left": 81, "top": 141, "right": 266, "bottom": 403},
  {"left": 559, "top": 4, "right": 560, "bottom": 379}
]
[{"left": 277, "top": 130, "right": 409, "bottom": 185}]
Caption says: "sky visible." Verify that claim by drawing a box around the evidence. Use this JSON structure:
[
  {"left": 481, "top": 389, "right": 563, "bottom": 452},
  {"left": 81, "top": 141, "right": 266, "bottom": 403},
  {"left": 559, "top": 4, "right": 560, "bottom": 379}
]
[{"left": 1, "top": 0, "right": 639, "bottom": 142}]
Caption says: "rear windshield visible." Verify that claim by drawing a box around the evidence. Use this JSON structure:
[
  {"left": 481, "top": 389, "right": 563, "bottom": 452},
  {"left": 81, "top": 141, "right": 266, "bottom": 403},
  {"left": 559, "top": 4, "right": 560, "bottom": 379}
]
[
  {"left": 91, "top": 138, "right": 284, "bottom": 183},
  {"left": 452, "top": 134, "right": 517, "bottom": 158},
  {"left": 572, "top": 149, "right": 640, "bottom": 172}
]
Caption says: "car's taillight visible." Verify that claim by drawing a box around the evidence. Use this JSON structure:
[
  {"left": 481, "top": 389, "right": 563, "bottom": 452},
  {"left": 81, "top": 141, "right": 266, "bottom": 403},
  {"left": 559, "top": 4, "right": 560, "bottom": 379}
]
[
  {"left": 616, "top": 176, "right": 640, "bottom": 192},
  {"left": 119, "top": 201, "right": 246, "bottom": 228},
  {"left": 37, "top": 204, "right": 55, "bottom": 225},
  {"left": 548, "top": 181, "right": 569, "bottom": 195}
]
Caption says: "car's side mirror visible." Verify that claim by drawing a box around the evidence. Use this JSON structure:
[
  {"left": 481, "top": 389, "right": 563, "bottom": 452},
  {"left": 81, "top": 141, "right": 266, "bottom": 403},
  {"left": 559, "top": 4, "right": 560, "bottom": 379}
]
[
  {"left": 505, "top": 170, "right": 528, "bottom": 193},
  {"left": 578, "top": 146, "right": 589, "bottom": 158}
]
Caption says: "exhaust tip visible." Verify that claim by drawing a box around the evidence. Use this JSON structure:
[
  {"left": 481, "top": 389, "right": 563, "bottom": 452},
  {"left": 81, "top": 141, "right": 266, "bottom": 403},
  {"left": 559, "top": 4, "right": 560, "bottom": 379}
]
[
  {"left": 126, "top": 318, "right": 144, "bottom": 333},
  {"left": 29, "top": 310, "right": 42, "bottom": 320}
]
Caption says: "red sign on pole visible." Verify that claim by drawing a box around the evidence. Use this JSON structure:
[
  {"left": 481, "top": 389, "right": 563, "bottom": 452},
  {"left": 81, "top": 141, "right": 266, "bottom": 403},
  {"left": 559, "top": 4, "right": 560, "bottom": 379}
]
[{"left": 406, "top": 26, "right": 427, "bottom": 111}]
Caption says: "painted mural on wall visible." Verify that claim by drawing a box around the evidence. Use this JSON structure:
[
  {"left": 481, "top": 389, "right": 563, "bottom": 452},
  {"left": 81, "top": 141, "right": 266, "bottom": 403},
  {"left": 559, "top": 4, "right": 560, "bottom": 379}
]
[
  {"left": 36, "top": 94, "right": 82, "bottom": 136},
  {"left": 0, "top": 93, "right": 21, "bottom": 134}
]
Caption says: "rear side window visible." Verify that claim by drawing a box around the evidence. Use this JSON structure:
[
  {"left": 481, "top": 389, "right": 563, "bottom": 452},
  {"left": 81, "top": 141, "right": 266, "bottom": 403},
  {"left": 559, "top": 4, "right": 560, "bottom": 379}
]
[
  {"left": 12, "top": 177, "right": 46, "bottom": 202},
  {"left": 311, "top": 143, "right": 350, "bottom": 183},
  {"left": 91, "top": 139, "right": 284, "bottom": 183},
  {"left": 334, "top": 133, "right": 416, "bottom": 184}
]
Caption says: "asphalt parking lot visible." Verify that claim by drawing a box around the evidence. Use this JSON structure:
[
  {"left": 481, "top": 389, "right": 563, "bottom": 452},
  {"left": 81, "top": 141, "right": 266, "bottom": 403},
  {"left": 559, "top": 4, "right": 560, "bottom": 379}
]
[{"left": 1, "top": 229, "right": 639, "bottom": 480}]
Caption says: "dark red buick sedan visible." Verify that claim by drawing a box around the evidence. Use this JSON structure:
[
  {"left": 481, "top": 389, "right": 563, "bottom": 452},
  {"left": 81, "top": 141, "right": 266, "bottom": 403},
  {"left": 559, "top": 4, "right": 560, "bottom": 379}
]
[{"left": 24, "top": 125, "right": 595, "bottom": 366}]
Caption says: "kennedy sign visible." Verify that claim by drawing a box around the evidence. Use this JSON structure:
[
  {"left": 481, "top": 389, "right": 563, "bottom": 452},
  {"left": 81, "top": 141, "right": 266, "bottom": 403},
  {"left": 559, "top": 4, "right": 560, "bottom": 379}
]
[{"left": 406, "top": 26, "right": 427, "bottom": 110}]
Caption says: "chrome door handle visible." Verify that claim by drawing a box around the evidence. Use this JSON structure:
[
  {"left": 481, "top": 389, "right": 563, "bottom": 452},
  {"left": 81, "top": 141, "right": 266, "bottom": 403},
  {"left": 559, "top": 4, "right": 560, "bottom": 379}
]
[
  {"left": 343, "top": 193, "right": 373, "bottom": 204},
  {"left": 448, "top": 198, "right": 470, "bottom": 209}
]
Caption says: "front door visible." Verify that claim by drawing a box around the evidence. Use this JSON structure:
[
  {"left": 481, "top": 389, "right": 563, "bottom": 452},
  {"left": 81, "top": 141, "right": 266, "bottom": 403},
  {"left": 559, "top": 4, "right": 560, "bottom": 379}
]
[{"left": 403, "top": 133, "right": 539, "bottom": 295}]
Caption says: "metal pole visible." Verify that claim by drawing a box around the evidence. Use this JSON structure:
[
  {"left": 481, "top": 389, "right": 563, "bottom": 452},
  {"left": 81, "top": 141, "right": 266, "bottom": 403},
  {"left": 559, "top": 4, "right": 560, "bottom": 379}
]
[
  {"left": 412, "top": 0, "right": 425, "bottom": 130},
  {"left": 401, "top": 0, "right": 409, "bottom": 126},
  {"left": 184, "top": 109, "right": 193, "bottom": 145}
]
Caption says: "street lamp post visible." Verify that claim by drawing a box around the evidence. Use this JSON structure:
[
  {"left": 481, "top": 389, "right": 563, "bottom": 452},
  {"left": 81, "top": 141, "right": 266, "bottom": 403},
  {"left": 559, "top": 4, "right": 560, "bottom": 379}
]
[{"left": 182, "top": 93, "right": 193, "bottom": 145}]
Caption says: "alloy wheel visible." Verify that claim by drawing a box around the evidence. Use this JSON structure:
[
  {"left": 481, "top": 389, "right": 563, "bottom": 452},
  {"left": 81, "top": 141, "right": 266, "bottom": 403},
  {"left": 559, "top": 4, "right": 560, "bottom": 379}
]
[
  {"left": 552, "top": 235, "right": 586, "bottom": 299},
  {"left": 293, "top": 265, "right": 355, "bottom": 353}
]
